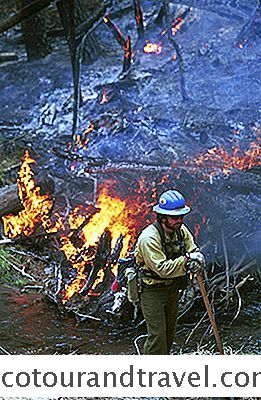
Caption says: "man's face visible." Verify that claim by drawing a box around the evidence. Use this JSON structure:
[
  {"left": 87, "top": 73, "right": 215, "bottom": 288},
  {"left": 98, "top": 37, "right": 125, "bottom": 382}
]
[{"left": 163, "top": 215, "right": 184, "bottom": 232}]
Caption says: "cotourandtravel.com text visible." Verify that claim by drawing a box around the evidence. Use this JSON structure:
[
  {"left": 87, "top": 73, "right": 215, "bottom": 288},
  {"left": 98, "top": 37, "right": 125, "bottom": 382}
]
[{"left": 0, "top": 355, "right": 260, "bottom": 397}]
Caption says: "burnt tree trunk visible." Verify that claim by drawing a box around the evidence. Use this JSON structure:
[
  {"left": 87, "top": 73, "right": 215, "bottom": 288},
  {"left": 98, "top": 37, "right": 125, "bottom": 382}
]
[
  {"left": 74, "top": 1, "right": 101, "bottom": 63},
  {"left": 18, "top": 0, "right": 52, "bottom": 60},
  {"left": 57, "top": 0, "right": 80, "bottom": 139}
]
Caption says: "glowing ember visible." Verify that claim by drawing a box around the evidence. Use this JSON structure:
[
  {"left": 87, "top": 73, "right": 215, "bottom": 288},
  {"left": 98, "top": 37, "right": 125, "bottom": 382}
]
[
  {"left": 185, "top": 141, "right": 261, "bottom": 177},
  {"left": 100, "top": 89, "right": 109, "bottom": 104},
  {"left": 143, "top": 41, "right": 162, "bottom": 55},
  {"left": 194, "top": 215, "right": 207, "bottom": 238}
]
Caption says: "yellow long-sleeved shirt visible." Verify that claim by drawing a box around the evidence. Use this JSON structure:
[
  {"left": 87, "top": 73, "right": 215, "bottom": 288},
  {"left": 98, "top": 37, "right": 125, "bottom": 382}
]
[{"left": 135, "top": 223, "right": 198, "bottom": 285}]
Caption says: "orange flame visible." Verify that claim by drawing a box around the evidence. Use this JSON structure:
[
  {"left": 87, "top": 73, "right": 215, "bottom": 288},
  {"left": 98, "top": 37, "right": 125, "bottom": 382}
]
[
  {"left": 194, "top": 215, "right": 207, "bottom": 238},
  {"left": 185, "top": 141, "right": 260, "bottom": 177},
  {"left": 2, "top": 151, "right": 63, "bottom": 238}
]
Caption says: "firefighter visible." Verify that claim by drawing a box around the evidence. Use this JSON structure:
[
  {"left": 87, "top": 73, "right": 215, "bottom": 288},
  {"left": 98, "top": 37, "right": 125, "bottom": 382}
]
[{"left": 135, "top": 189, "right": 205, "bottom": 355}]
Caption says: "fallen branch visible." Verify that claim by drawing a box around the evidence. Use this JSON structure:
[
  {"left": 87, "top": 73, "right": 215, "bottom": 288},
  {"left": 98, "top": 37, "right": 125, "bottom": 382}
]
[
  {"left": 0, "top": 53, "right": 19, "bottom": 62},
  {"left": 185, "top": 311, "right": 208, "bottom": 345},
  {"left": 0, "top": 0, "right": 53, "bottom": 35},
  {"left": 9, "top": 248, "right": 49, "bottom": 262},
  {"left": 221, "top": 228, "right": 230, "bottom": 302},
  {"left": 21, "top": 285, "right": 43, "bottom": 291},
  {"left": 0, "top": 345, "right": 12, "bottom": 355},
  {"left": 133, "top": 0, "right": 144, "bottom": 39},
  {"left": 73, "top": 311, "right": 102, "bottom": 322},
  {"left": 0, "top": 238, "right": 13, "bottom": 245}
]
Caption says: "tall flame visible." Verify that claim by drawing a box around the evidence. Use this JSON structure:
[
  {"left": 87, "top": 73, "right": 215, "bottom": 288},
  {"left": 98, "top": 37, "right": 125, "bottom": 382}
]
[{"left": 2, "top": 151, "right": 62, "bottom": 238}]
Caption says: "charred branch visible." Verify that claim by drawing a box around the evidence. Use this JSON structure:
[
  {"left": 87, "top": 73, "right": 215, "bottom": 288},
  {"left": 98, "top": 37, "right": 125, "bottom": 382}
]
[
  {"left": 0, "top": 0, "right": 53, "bottom": 35},
  {"left": 162, "top": 0, "right": 188, "bottom": 100},
  {"left": 103, "top": 14, "right": 126, "bottom": 48},
  {"left": 133, "top": 0, "right": 145, "bottom": 39},
  {"left": 0, "top": 53, "right": 19, "bottom": 62},
  {"left": 122, "top": 35, "right": 132, "bottom": 76},
  {"left": 80, "top": 229, "right": 112, "bottom": 295},
  {"left": 235, "top": 2, "right": 260, "bottom": 48}
]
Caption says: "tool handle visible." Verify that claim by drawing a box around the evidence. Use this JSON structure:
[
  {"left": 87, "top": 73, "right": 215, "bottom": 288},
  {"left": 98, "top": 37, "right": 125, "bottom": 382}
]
[{"left": 196, "top": 274, "right": 224, "bottom": 355}]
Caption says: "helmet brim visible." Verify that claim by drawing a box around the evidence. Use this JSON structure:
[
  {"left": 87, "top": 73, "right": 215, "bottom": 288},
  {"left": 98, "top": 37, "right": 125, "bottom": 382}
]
[{"left": 153, "top": 204, "right": 191, "bottom": 216}]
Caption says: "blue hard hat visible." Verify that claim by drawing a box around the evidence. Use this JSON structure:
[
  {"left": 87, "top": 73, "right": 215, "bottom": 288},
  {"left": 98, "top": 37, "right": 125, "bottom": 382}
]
[{"left": 153, "top": 190, "right": 191, "bottom": 216}]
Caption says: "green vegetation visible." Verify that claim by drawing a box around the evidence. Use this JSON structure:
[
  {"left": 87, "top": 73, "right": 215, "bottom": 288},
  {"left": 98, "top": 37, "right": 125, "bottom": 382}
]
[{"left": 0, "top": 247, "right": 29, "bottom": 287}]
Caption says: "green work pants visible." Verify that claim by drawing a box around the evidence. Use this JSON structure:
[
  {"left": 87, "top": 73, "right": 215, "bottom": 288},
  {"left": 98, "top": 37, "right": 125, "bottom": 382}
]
[{"left": 140, "top": 280, "right": 179, "bottom": 355}]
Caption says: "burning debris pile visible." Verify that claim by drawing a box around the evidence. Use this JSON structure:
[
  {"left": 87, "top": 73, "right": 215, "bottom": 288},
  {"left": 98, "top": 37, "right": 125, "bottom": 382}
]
[
  {"left": 0, "top": 137, "right": 260, "bottom": 323},
  {"left": 0, "top": 0, "right": 260, "bottom": 326}
]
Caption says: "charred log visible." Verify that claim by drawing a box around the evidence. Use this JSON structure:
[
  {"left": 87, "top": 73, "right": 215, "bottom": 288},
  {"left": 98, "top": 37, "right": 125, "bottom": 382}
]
[{"left": 0, "top": 184, "right": 21, "bottom": 217}]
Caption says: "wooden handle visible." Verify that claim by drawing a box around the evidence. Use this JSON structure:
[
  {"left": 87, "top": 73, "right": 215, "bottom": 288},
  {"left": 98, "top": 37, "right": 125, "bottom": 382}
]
[{"left": 196, "top": 274, "right": 224, "bottom": 355}]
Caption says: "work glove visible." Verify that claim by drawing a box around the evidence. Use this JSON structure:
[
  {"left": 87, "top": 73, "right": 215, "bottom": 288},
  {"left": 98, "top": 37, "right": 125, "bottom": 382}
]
[
  {"left": 189, "top": 251, "right": 206, "bottom": 268},
  {"left": 188, "top": 260, "right": 201, "bottom": 275},
  {"left": 186, "top": 251, "right": 205, "bottom": 277},
  {"left": 125, "top": 267, "right": 139, "bottom": 304}
]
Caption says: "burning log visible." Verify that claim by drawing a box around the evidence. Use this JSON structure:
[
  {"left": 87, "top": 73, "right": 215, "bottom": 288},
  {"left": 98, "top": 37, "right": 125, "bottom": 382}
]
[
  {"left": 80, "top": 228, "right": 112, "bottom": 295},
  {"left": 133, "top": 0, "right": 144, "bottom": 39},
  {"left": 69, "top": 208, "right": 99, "bottom": 248}
]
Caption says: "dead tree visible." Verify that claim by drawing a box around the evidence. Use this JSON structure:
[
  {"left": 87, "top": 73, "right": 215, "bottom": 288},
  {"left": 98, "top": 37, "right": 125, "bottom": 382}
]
[
  {"left": 133, "top": 0, "right": 144, "bottom": 39},
  {"left": 162, "top": 0, "right": 188, "bottom": 100},
  {"left": 57, "top": 0, "right": 112, "bottom": 140},
  {"left": 18, "top": 0, "right": 52, "bottom": 60}
]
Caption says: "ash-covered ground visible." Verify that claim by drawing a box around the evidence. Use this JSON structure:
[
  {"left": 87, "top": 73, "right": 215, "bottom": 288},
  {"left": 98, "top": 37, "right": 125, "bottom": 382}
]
[{"left": 0, "top": 0, "right": 260, "bottom": 269}]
